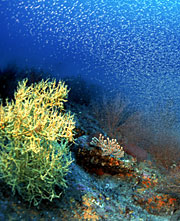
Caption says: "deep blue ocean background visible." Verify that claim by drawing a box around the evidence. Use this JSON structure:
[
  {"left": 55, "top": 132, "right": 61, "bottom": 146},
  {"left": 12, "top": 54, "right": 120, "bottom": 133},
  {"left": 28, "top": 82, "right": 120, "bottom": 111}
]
[{"left": 1, "top": 0, "right": 180, "bottom": 137}]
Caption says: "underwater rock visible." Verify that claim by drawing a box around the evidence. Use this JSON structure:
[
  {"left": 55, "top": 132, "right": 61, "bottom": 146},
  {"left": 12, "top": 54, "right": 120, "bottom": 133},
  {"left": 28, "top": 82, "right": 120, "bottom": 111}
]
[{"left": 72, "top": 135, "right": 137, "bottom": 177}]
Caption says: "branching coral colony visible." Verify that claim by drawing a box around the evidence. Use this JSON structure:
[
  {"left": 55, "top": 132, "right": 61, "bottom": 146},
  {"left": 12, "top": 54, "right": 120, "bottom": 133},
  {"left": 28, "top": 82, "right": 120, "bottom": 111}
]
[{"left": 0, "top": 78, "right": 76, "bottom": 206}]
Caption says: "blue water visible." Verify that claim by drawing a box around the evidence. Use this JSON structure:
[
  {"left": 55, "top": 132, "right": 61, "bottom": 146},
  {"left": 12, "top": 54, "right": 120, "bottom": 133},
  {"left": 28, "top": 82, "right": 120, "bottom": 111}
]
[{"left": 1, "top": 0, "right": 180, "bottom": 132}]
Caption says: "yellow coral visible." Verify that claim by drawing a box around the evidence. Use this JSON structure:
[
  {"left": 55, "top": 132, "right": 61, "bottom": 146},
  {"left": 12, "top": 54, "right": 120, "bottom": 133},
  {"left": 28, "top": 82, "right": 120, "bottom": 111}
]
[{"left": 0, "top": 79, "right": 75, "bottom": 206}]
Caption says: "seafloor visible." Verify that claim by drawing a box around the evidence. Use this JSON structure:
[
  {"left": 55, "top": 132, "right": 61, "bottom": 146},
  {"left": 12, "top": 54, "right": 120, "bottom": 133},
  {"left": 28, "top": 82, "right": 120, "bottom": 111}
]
[{"left": 0, "top": 101, "right": 179, "bottom": 221}]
